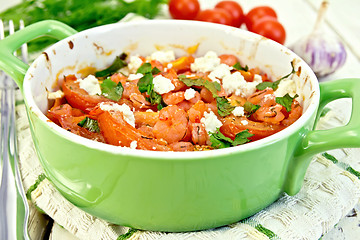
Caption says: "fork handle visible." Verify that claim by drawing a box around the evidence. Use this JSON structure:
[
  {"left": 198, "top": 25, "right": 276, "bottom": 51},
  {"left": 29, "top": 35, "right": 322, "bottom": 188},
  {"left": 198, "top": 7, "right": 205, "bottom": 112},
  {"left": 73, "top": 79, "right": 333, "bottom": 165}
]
[{"left": 0, "top": 20, "right": 77, "bottom": 89}]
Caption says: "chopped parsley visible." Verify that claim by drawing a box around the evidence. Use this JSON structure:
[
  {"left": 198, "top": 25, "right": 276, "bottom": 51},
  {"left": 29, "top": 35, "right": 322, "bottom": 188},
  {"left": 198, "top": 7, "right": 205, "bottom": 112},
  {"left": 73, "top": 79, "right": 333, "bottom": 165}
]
[
  {"left": 243, "top": 101, "right": 260, "bottom": 117},
  {"left": 178, "top": 75, "right": 221, "bottom": 98},
  {"left": 77, "top": 117, "right": 100, "bottom": 133},
  {"left": 100, "top": 77, "right": 123, "bottom": 101},
  {"left": 216, "top": 96, "right": 235, "bottom": 117},
  {"left": 209, "top": 129, "right": 253, "bottom": 149},
  {"left": 136, "top": 63, "right": 165, "bottom": 110},
  {"left": 256, "top": 61, "right": 295, "bottom": 91},
  {"left": 276, "top": 93, "right": 298, "bottom": 112},
  {"left": 95, "top": 53, "right": 127, "bottom": 78},
  {"left": 233, "top": 62, "right": 249, "bottom": 71}
]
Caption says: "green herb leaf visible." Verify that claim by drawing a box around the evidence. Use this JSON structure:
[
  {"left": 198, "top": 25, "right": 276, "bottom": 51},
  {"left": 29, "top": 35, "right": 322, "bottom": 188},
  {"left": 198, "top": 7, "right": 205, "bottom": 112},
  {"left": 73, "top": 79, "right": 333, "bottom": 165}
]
[
  {"left": 216, "top": 97, "right": 235, "bottom": 117},
  {"left": 209, "top": 129, "right": 253, "bottom": 149},
  {"left": 136, "top": 62, "right": 152, "bottom": 74},
  {"left": 233, "top": 129, "right": 254, "bottom": 145},
  {"left": 152, "top": 67, "right": 161, "bottom": 75},
  {"left": 275, "top": 93, "right": 298, "bottom": 112},
  {"left": 137, "top": 73, "right": 153, "bottom": 93},
  {"left": 77, "top": 117, "right": 100, "bottom": 133},
  {"left": 233, "top": 62, "right": 249, "bottom": 71},
  {"left": 209, "top": 130, "right": 233, "bottom": 149},
  {"left": 256, "top": 61, "right": 295, "bottom": 91},
  {"left": 243, "top": 101, "right": 260, "bottom": 116},
  {"left": 95, "top": 54, "right": 128, "bottom": 78},
  {"left": 100, "top": 77, "right": 124, "bottom": 101},
  {"left": 179, "top": 75, "right": 221, "bottom": 98}
]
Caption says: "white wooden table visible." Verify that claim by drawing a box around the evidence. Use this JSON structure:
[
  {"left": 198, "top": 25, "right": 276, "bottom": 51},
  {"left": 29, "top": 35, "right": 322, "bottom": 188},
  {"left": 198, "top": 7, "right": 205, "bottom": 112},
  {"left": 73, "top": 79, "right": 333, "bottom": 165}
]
[{"left": 1, "top": 0, "right": 360, "bottom": 239}]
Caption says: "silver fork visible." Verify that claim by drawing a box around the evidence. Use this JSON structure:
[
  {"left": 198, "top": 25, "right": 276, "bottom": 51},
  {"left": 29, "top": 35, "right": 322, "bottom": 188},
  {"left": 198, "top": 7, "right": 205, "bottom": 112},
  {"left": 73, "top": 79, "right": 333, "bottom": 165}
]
[{"left": 0, "top": 20, "right": 30, "bottom": 240}]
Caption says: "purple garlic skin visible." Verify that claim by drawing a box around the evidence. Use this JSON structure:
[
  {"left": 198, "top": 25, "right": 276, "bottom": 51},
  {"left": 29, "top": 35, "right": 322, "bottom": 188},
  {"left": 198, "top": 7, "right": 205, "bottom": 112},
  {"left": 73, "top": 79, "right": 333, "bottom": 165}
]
[{"left": 291, "top": 31, "right": 347, "bottom": 78}]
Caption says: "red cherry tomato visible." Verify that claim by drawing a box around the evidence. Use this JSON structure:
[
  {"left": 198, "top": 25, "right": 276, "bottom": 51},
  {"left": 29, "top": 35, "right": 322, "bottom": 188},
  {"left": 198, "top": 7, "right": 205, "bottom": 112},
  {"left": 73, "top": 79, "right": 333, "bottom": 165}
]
[
  {"left": 215, "top": 1, "right": 244, "bottom": 27},
  {"left": 195, "top": 9, "right": 233, "bottom": 26},
  {"left": 251, "top": 17, "right": 286, "bottom": 44},
  {"left": 244, "top": 6, "right": 277, "bottom": 31},
  {"left": 169, "top": 0, "right": 200, "bottom": 20}
]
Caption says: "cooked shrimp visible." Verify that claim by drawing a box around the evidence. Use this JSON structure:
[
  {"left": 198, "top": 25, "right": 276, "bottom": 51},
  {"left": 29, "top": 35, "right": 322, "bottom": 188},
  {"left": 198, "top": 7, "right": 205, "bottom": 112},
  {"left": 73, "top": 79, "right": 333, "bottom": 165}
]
[
  {"left": 129, "top": 93, "right": 152, "bottom": 110},
  {"left": 162, "top": 69, "right": 186, "bottom": 91},
  {"left": 169, "top": 141, "right": 195, "bottom": 152},
  {"left": 247, "top": 88, "right": 274, "bottom": 105},
  {"left": 188, "top": 100, "right": 206, "bottom": 123},
  {"left": 163, "top": 91, "right": 185, "bottom": 105},
  {"left": 134, "top": 111, "right": 159, "bottom": 127},
  {"left": 190, "top": 123, "right": 209, "bottom": 145},
  {"left": 153, "top": 105, "right": 189, "bottom": 144},
  {"left": 253, "top": 104, "right": 285, "bottom": 124}
]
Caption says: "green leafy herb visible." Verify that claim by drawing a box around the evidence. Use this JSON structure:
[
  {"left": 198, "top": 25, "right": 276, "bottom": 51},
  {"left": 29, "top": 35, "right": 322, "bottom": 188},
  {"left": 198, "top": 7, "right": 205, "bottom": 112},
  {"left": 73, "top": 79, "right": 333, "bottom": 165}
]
[
  {"left": 100, "top": 77, "right": 124, "bottom": 101},
  {"left": 0, "top": 0, "right": 167, "bottom": 53},
  {"left": 216, "top": 96, "right": 235, "bottom": 117},
  {"left": 209, "top": 129, "right": 254, "bottom": 149},
  {"left": 276, "top": 93, "right": 298, "bottom": 112},
  {"left": 95, "top": 54, "right": 128, "bottom": 78},
  {"left": 137, "top": 73, "right": 153, "bottom": 93},
  {"left": 256, "top": 61, "right": 295, "bottom": 91},
  {"left": 243, "top": 101, "right": 260, "bottom": 116},
  {"left": 136, "top": 62, "right": 153, "bottom": 74},
  {"left": 233, "top": 130, "right": 253, "bottom": 145},
  {"left": 136, "top": 67, "right": 165, "bottom": 109},
  {"left": 233, "top": 62, "right": 249, "bottom": 71},
  {"left": 77, "top": 117, "right": 100, "bottom": 133},
  {"left": 179, "top": 75, "right": 221, "bottom": 98}
]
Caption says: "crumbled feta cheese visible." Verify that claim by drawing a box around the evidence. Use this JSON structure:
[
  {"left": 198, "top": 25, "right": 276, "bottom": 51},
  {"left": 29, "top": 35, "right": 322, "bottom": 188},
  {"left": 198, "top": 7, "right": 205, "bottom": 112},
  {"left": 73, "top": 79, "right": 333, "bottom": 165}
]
[
  {"left": 232, "top": 106, "right": 245, "bottom": 117},
  {"left": 222, "top": 72, "right": 258, "bottom": 98},
  {"left": 99, "top": 102, "right": 135, "bottom": 127},
  {"left": 191, "top": 51, "right": 221, "bottom": 73},
  {"left": 76, "top": 75, "right": 101, "bottom": 95},
  {"left": 200, "top": 110, "right": 223, "bottom": 133},
  {"left": 130, "top": 141, "right": 137, "bottom": 149},
  {"left": 208, "top": 63, "right": 232, "bottom": 82},
  {"left": 241, "top": 120, "right": 248, "bottom": 125},
  {"left": 274, "top": 79, "right": 297, "bottom": 98},
  {"left": 253, "top": 74, "right": 263, "bottom": 83},
  {"left": 184, "top": 88, "right": 196, "bottom": 100},
  {"left": 128, "top": 56, "right": 143, "bottom": 73},
  {"left": 167, "top": 63, "right": 173, "bottom": 69},
  {"left": 146, "top": 109, "right": 154, "bottom": 112},
  {"left": 153, "top": 75, "right": 175, "bottom": 94},
  {"left": 47, "top": 90, "right": 64, "bottom": 99},
  {"left": 128, "top": 73, "right": 144, "bottom": 80},
  {"left": 150, "top": 50, "right": 176, "bottom": 63}
]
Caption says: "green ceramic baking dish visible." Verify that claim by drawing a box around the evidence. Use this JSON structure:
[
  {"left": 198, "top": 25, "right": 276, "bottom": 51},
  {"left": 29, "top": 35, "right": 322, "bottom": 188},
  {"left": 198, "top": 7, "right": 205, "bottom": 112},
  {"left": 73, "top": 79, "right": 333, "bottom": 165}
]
[{"left": 0, "top": 20, "right": 360, "bottom": 232}]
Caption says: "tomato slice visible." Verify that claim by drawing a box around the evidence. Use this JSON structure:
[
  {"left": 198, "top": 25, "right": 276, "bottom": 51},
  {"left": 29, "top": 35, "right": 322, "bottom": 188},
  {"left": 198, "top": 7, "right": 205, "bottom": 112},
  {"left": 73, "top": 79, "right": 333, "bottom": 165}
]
[
  {"left": 62, "top": 75, "right": 109, "bottom": 113},
  {"left": 220, "top": 116, "right": 285, "bottom": 141}
]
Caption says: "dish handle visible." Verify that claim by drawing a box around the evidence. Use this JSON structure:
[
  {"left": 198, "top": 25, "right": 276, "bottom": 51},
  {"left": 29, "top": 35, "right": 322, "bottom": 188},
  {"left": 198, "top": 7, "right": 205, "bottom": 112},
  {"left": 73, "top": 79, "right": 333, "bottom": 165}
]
[
  {"left": 0, "top": 20, "right": 77, "bottom": 89},
  {"left": 284, "top": 78, "right": 360, "bottom": 195}
]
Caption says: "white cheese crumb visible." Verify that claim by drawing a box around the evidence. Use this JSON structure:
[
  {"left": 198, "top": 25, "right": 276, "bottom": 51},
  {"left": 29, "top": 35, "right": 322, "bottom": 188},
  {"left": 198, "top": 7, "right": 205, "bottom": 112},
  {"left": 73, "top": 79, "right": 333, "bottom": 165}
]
[
  {"left": 241, "top": 120, "right": 249, "bottom": 125},
  {"left": 128, "top": 56, "right": 143, "bottom": 74},
  {"left": 128, "top": 73, "right": 144, "bottom": 80},
  {"left": 253, "top": 74, "right": 263, "bottom": 83},
  {"left": 153, "top": 75, "right": 175, "bottom": 94},
  {"left": 208, "top": 63, "right": 232, "bottom": 82},
  {"left": 232, "top": 106, "right": 245, "bottom": 117},
  {"left": 184, "top": 88, "right": 197, "bottom": 100},
  {"left": 99, "top": 102, "right": 135, "bottom": 127},
  {"left": 150, "top": 50, "right": 175, "bottom": 63},
  {"left": 200, "top": 110, "right": 223, "bottom": 133},
  {"left": 47, "top": 90, "right": 64, "bottom": 99},
  {"left": 167, "top": 63, "right": 173, "bottom": 69},
  {"left": 274, "top": 79, "right": 297, "bottom": 98},
  {"left": 76, "top": 75, "right": 101, "bottom": 96},
  {"left": 191, "top": 51, "right": 221, "bottom": 73},
  {"left": 130, "top": 141, "right": 137, "bottom": 149},
  {"left": 146, "top": 109, "right": 154, "bottom": 112},
  {"left": 222, "top": 72, "right": 258, "bottom": 98}
]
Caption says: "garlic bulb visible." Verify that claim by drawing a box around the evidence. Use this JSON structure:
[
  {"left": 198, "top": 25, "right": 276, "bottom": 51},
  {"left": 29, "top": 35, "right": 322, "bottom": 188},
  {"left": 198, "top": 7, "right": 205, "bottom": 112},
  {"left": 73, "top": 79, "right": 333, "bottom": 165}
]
[{"left": 291, "top": 1, "right": 347, "bottom": 77}]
